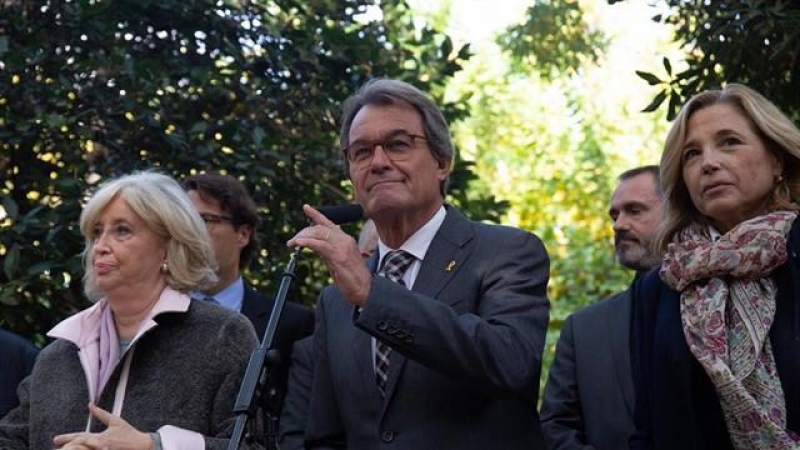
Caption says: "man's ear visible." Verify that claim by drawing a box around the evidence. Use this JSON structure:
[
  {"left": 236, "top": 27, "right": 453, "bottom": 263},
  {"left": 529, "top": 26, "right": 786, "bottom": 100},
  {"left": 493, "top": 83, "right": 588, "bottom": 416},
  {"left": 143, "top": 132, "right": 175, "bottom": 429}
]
[
  {"left": 237, "top": 225, "right": 253, "bottom": 249},
  {"left": 436, "top": 157, "right": 452, "bottom": 178}
]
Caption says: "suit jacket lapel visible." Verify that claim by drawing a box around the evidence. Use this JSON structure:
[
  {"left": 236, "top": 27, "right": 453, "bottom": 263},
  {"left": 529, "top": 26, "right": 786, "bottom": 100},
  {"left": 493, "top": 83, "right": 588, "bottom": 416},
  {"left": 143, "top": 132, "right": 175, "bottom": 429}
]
[
  {"left": 411, "top": 206, "right": 475, "bottom": 300},
  {"left": 382, "top": 207, "right": 475, "bottom": 407},
  {"left": 608, "top": 290, "right": 635, "bottom": 416}
]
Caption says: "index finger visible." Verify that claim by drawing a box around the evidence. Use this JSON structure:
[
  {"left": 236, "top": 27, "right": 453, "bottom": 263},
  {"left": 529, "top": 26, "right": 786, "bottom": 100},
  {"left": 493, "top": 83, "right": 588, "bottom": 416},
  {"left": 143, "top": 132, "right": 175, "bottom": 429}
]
[
  {"left": 53, "top": 432, "right": 82, "bottom": 445},
  {"left": 303, "top": 204, "right": 334, "bottom": 227},
  {"left": 87, "top": 403, "right": 118, "bottom": 426}
]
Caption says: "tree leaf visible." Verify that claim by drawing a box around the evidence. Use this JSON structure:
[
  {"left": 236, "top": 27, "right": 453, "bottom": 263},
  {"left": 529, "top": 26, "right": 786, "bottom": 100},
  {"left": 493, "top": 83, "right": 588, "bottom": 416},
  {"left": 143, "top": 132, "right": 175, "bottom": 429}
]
[
  {"left": 636, "top": 70, "right": 662, "bottom": 86},
  {"left": 27, "top": 261, "right": 54, "bottom": 276},
  {"left": 667, "top": 91, "right": 683, "bottom": 121},
  {"left": 4, "top": 244, "right": 20, "bottom": 280},
  {"left": 252, "top": 126, "right": 266, "bottom": 148},
  {"left": 2, "top": 196, "right": 18, "bottom": 220},
  {"left": 642, "top": 90, "right": 667, "bottom": 113}
]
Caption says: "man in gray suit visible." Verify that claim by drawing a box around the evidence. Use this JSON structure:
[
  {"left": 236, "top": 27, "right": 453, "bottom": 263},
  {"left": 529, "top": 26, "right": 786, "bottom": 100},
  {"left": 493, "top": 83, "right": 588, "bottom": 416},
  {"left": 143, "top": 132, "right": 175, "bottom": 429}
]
[
  {"left": 288, "top": 78, "right": 551, "bottom": 449},
  {"left": 540, "top": 165, "right": 663, "bottom": 450}
]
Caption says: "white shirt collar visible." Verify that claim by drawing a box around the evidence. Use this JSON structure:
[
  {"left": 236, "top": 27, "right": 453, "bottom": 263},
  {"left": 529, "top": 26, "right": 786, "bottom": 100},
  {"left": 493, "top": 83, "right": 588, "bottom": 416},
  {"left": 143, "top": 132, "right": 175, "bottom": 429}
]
[{"left": 377, "top": 205, "right": 447, "bottom": 268}]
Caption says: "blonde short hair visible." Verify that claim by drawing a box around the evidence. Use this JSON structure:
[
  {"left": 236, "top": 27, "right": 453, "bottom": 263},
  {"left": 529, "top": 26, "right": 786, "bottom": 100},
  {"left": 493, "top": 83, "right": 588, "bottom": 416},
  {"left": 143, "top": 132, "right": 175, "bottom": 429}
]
[
  {"left": 80, "top": 171, "right": 218, "bottom": 301},
  {"left": 656, "top": 84, "right": 800, "bottom": 252}
]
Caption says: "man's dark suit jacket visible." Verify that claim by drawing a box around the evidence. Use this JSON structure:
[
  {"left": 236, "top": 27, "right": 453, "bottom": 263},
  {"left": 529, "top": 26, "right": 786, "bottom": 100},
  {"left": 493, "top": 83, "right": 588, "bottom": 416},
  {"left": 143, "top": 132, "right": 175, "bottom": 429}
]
[
  {"left": 540, "top": 290, "right": 635, "bottom": 450},
  {"left": 0, "top": 329, "right": 38, "bottom": 418},
  {"left": 305, "top": 207, "right": 551, "bottom": 449},
  {"left": 240, "top": 283, "right": 314, "bottom": 415},
  {"left": 277, "top": 335, "right": 314, "bottom": 450},
  {"left": 630, "top": 218, "right": 800, "bottom": 449}
]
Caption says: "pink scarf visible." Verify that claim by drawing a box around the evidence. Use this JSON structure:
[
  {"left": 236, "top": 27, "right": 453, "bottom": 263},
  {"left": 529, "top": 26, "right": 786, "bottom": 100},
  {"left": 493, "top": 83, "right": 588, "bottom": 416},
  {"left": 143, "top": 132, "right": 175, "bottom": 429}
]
[
  {"left": 97, "top": 304, "right": 121, "bottom": 396},
  {"left": 660, "top": 211, "right": 800, "bottom": 449}
]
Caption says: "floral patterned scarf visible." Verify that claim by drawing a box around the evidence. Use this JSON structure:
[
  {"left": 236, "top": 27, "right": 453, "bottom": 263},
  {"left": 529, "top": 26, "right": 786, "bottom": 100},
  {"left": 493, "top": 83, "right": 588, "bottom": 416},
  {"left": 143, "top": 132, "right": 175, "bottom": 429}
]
[{"left": 660, "top": 211, "right": 800, "bottom": 449}]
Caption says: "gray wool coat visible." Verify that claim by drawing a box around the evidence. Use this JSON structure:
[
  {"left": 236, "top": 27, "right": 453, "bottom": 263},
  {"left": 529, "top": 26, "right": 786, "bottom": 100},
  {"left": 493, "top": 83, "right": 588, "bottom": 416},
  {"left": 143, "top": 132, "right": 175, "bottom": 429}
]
[{"left": 0, "top": 299, "right": 262, "bottom": 450}]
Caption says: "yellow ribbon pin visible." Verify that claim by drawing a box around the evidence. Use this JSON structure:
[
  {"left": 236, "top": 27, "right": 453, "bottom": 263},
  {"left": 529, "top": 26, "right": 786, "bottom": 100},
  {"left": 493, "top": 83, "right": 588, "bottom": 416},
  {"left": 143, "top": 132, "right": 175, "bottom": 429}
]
[{"left": 445, "top": 260, "right": 456, "bottom": 272}]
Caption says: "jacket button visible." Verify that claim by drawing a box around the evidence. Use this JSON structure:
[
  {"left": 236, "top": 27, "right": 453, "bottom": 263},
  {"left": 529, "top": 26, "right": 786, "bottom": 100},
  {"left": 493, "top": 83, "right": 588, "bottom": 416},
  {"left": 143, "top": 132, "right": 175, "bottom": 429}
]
[
  {"left": 403, "top": 335, "right": 414, "bottom": 344},
  {"left": 380, "top": 430, "right": 396, "bottom": 443},
  {"left": 377, "top": 321, "right": 388, "bottom": 331}
]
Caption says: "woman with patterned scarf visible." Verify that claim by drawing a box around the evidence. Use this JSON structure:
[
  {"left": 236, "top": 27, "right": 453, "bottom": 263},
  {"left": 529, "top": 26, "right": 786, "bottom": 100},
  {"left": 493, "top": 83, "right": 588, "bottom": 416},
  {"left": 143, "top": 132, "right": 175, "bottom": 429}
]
[{"left": 630, "top": 84, "right": 800, "bottom": 450}]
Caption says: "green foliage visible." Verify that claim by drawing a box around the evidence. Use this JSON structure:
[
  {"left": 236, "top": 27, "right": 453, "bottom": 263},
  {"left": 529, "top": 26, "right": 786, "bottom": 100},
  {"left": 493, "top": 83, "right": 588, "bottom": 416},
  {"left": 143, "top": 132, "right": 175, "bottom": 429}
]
[
  {"left": 447, "top": 152, "right": 510, "bottom": 224},
  {"left": 450, "top": 60, "right": 633, "bottom": 384},
  {"left": 0, "top": 0, "right": 499, "bottom": 342},
  {"left": 451, "top": 0, "right": 670, "bottom": 389},
  {"left": 498, "top": 0, "right": 609, "bottom": 79},
  {"left": 631, "top": 1, "right": 800, "bottom": 119}
]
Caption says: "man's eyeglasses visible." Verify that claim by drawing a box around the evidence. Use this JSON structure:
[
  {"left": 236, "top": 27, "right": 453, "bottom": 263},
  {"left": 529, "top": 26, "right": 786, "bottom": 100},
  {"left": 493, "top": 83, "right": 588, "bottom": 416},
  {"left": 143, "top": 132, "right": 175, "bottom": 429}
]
[
  {"left": 199, "top": 213, "right": 234, "bottom": 227},
  {"left": 343, "top": 130, "right": 427, "bottom": 166}
]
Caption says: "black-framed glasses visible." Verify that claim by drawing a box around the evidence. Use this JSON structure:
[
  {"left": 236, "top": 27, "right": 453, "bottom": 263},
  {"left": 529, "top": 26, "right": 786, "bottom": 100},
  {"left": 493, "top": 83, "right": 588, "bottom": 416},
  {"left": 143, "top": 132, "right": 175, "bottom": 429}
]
[
  {"left": 199, "top": 213, "right": 234, "bottom": 227},
  {"left": 343, "top": 130, "right": 427, "bottom": 166}
]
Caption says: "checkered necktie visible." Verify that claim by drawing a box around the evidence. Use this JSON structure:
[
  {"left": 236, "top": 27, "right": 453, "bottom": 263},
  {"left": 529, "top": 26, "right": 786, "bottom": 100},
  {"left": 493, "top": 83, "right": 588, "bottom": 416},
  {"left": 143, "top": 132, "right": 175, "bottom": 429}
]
[{"left": 375, "top": 249, "right": 415, "bottom": 396}]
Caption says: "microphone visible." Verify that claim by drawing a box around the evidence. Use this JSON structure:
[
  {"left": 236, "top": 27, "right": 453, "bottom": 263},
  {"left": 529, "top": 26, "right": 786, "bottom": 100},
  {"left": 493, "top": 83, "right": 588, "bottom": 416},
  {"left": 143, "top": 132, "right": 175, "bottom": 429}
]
[{"left": 318, "top": 204, "right": 364, "bottom": 225}]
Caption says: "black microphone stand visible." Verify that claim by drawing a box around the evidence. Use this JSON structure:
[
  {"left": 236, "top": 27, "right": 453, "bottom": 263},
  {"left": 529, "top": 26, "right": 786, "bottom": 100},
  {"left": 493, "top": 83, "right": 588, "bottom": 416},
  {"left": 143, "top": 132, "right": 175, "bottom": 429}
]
[{"left": 228, "top": 246, "right": 302, "bottom": 450}]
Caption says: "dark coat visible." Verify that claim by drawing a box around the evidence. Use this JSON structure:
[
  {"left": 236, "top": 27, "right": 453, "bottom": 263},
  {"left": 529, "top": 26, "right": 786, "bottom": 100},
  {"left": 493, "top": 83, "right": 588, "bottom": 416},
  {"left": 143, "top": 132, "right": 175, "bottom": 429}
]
[
  {"left": 630, "top": 220, "right": 800, "bottom": 449},
  {"left": 0, "top": 329, "right": 38, "bottom": 419},
  {"left": 541, "top": 290, "right": 635, "bottom": 450},
  {"left": 239, "top": 282, "right": 314, "bottom": 450},
  {"left": 241, "top": 283, "right": 314, "bottom": 413},
  {"left": 277, "top": 335, "right": 314, "bottom": 450}
]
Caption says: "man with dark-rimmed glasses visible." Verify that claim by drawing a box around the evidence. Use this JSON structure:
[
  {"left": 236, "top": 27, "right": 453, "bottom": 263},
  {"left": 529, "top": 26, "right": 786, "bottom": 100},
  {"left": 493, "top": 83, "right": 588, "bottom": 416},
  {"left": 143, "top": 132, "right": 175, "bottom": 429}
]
[
  {"left": 183, "top": 173, "right": 314, "bottom": 450},
  {"left": 287, "top": 78, "right": 551, "bottom": 449}
]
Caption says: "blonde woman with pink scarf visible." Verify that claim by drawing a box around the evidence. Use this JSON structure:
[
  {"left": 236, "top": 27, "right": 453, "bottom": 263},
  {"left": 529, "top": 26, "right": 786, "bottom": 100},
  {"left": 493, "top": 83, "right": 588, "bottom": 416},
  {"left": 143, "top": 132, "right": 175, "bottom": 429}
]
[{"left": 631, "top": 84, "right": 800, "bottom": 450}]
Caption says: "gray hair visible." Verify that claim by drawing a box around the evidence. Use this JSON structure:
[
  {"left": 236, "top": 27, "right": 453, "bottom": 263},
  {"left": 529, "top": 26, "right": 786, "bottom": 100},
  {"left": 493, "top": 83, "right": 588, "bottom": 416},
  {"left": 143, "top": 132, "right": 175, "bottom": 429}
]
[
  {"left": 339, "top": 78, "right": 454, "bottom": 196},
  {"left": 80, "top": 171, "right": 218, "bottom": 301}
]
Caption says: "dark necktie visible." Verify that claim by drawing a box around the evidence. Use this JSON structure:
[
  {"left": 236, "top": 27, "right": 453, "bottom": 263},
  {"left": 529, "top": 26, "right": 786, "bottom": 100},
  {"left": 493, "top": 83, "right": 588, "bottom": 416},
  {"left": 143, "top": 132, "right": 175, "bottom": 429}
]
[
  {"left": 375, "top": 249, "right": 415, "bottom": 396},
  {"left": 203, "top": 296, "right": 219, "bottom": 305}
]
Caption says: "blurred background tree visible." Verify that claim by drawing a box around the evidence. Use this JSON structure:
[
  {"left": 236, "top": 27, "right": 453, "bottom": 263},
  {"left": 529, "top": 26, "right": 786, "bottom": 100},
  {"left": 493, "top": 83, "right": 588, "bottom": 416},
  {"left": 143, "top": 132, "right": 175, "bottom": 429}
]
[
  {"left": 620, "top": 0, "right": 800, "bottom": 119},
  {"left": 445, "top": 0, "right": 673, "bottom": 387},
  {"left": 499, "top": 0, "right": 608, "bottom": 79},
  {"left": 0, "top": 0, "right": 503, "bottom": 343}
]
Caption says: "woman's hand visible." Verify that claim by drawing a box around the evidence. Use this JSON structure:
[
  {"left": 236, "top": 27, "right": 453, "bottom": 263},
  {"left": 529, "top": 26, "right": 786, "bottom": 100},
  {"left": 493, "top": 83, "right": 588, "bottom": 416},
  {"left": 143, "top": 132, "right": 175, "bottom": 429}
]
[{"left": 53, "top": 404, "right": 154, "bottom": 450}]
